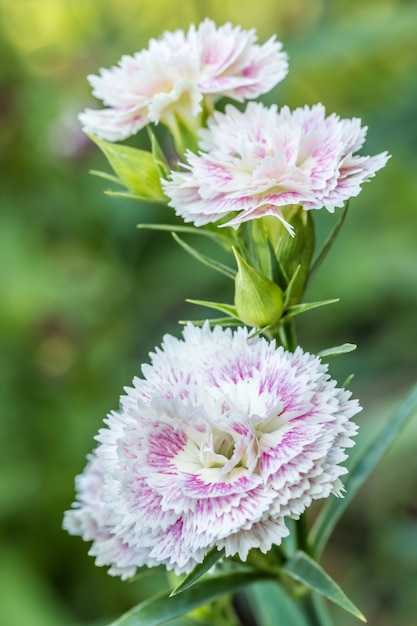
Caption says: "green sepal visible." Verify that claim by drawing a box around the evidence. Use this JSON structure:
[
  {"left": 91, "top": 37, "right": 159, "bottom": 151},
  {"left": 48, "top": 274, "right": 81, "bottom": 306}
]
[
  {"left": 272, "top": 208, "right": 315, "bottom": 305},
  {"left": 310, "top": 382, "right": 417, "bottom": 557},
  {"left": 248, "top": 581, "right": 310, "bottom": 626},
  {"left": 247, "top": 220, "right": 273, "bottom": 278},
  {"left": 170, "top": 548, "right": 225, "bottom": 597},
  {"left": 318, "top": 343, "right": 357, "bottom": 358},
  {"left": 85, "top": 132, "right": 165, "bottom": 200},
  {"left": 282, "top": 551, "right": 366, "bottom": 622},
  {"left": 233, "top": 248, "right": 284, "bottom": 328},
  {"left": 172, "top": 233, "right": 236, "bottom": 280},
  {"left": 283, "top": 265, "right": 301, "bottom": 309},
  {"left": 186, "top": 300, "right": 239, "bottom": 320},
  {"left": 282, "top": 299, "right": 339, "bottom": 320},
  {"left": 147, "top": 126, "right": 171, "bottom": 177},
  {"left": 109, "top": 569, "right": 275, "bottom": 626}
]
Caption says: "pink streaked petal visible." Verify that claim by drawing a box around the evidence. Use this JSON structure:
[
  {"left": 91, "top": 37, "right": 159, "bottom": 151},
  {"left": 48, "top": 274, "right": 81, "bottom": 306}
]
[
  {"left": 219, "top": 515, "right": 289, "bottom": 560},
  {"left": 79, "top": 106, "right": 146, "bottom": 141}
]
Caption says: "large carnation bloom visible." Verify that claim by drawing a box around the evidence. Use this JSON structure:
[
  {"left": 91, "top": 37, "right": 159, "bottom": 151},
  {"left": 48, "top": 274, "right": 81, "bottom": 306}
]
[
  {"left": 163, "top": 102, "right": 390, "bottom": 232},
  {"left": 79, "top": 20, "right": 288, "bottom": 141},
  {"left": 64, "top": 324, "right": 360, "bottom": 577}
]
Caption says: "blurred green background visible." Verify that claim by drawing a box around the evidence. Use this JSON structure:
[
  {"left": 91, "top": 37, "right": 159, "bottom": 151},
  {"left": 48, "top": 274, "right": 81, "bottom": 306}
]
[{"left": 1, "top": 0, "right": 416, "bottom": 624}]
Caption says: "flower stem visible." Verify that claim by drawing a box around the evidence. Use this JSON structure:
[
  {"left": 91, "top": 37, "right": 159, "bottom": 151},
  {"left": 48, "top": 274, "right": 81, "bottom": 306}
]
[{"left": 279, "top": 317, "right": 297, "bottom": 352}]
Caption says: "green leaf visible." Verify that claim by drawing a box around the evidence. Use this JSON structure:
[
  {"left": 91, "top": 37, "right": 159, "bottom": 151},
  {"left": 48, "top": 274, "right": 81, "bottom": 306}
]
[
  {"left": 248, "top": 581, "right": 310, "bottom": 626},
  {"left": 282, "top": 551, "right": 366, "bottom": 622},
  {"left": 282, "top": 299, "right": 339, "bottom": 320},
  {"left": 85, "top": 132, "right": 165, "bottom": 200},
  {"left": 170, "top": 548, "right": 225, "bottom": 596},
  {"left": 317, "top": 343, "right": 357, "bottom": 358},
  {"left": 172, "top": 233, "right": 235, "bottom": 280},
  {"left": 109, "top": 570, "right": 274, "bottom": 626},
  {"left": 308, "top": 202, "right": 349, "bottom": 283},
  {"left": 186, "top": 300, "right": 239, "bottom": 319},
  {"left": 310, "top": 383, "right": 417, "bottom": 556}
]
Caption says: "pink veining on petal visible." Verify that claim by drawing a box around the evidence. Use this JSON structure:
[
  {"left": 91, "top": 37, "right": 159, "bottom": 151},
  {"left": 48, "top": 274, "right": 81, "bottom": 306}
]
[
  {"left": 163, "top": 102, "right": 390, "bottom": 232},
  {"left": 64, "top": 323, "right": 361, "bottom": 577},
  {"left": 79, "top": 20, "right": 288, "bottom": 141}
]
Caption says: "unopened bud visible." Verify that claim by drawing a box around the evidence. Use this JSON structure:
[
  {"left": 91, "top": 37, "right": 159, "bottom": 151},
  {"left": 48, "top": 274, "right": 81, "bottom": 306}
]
[{"left": 233, "top": 248, "right": 284, "bottom": 328}]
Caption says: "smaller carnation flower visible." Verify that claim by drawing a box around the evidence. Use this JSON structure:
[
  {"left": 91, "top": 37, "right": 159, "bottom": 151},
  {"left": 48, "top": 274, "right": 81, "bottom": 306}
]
[
  {"left": 163, "top": 102, "right": 390, "bottom": 233},
  {"left": 64, "top": 323, "right": 361, "bottom": 578},
  {"left": 79, "top": 20, "right": 288, "bottom": 141}
]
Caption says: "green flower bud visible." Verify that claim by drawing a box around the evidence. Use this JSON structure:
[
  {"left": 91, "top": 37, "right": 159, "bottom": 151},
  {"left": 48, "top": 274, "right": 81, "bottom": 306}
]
[{"left": 233, "top": 248, "right": 284, "bottom": 328}]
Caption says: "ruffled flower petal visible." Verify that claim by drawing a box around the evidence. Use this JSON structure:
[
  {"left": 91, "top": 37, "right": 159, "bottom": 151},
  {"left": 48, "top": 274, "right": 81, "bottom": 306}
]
[
  {"left": 64, "top": 324, "right": 361, "bottom": 577},
  {"left": 79, "top": 20, "right": 288, "bottom": 140},
  {"left": 163, "top": 102, "right": 390, "bottom": 231}
]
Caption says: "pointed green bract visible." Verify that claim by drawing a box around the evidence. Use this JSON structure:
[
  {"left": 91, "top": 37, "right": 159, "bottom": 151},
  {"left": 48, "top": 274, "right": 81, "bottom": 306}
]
[
  {"left": 172, "top": 234, "right": 236, "bottom": 279},
  {"left": 89, "top": 169, "right": 125, "bottom": 185},
  {"left": 282, "top": 299, "right": 339, "bottom": 320},
  {"left": 109, "top": 570, "right": 275, "bottom": 626},
  {"left": 318, "top": 343, "right": 357, "bottom": 358},
  {"left": 85, "top": 132, "right": 165, "bottom": 200},
  {"left": 185, "top": 299, "right": 239, "bottom": 320},
  {"left": 282, "top": 551, "right": 366, "bottom": 622},
  {"left": 310, "top": 383, "right": 417, "bottom": 556},
  {"left": 308, "top": 202, "right": 349, "bottom": 283},
  {"left": 147, "top": 127, "right": 171, "bottom": 178}
]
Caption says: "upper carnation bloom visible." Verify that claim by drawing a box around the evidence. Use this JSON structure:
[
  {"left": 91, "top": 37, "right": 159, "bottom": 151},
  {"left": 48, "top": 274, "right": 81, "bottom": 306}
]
[
  {"left": 64, "top": 323, "right": 360, "bottom": 577},
  {"left": 163, "top": 102, "right": 390, "bottom": 233},
  {"left": 79, "top": 20, "right": 288, "bottom": 141}
]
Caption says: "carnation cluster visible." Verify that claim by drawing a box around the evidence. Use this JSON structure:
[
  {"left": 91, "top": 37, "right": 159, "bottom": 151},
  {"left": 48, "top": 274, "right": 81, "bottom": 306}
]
[
  {"left": 64, "top": 324, "right": 360, "bottom": 578},
  {"left": 65, "top": 19, "right": 390, "bottom": 589}
]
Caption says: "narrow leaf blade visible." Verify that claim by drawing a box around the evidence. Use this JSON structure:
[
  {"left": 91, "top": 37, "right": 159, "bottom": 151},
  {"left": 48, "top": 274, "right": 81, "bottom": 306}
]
[
  {"left": 283, "top": 299, "right": 339, "bottom": 320},
  {"left": 172, "top": 233, "right": 235, "bottom": 279},
  {"left": 248, "top": 581, "right": 310, "bottom": 626},
  {"left": 179, "top": 318, "right": 241, "bottom": 327},
  {"left": 282, "top": 551, "right": 366, "bottom": 622},
  {"left": 310, "top": 383, "right": 417, "bottom": 556},
  {"left": 109, "top": 570, "right": 274, "bottom": 626},
  {"left": 309, "top": 202, "right": 349, "bottom": 282},
  {"left": 170, "top": 548, "right": 225, "bottom": 596},
  {"left": 318, "top": 343, "right": 357, "bottom": 358},
  {"left": 186, "top": 300, "right": 239, "bottom": 319}
]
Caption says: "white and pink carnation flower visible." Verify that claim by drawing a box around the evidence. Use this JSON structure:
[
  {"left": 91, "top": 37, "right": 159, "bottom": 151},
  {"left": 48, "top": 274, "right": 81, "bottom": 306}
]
[
  {"left": 79, "top": 20, "right": 288, "bottom": 141},
  {"left": 163, "top": 102, "right": 390, "bottom": 233},
  {"left": 64, "top": 323, "right": 360, "bottom": 577}
]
